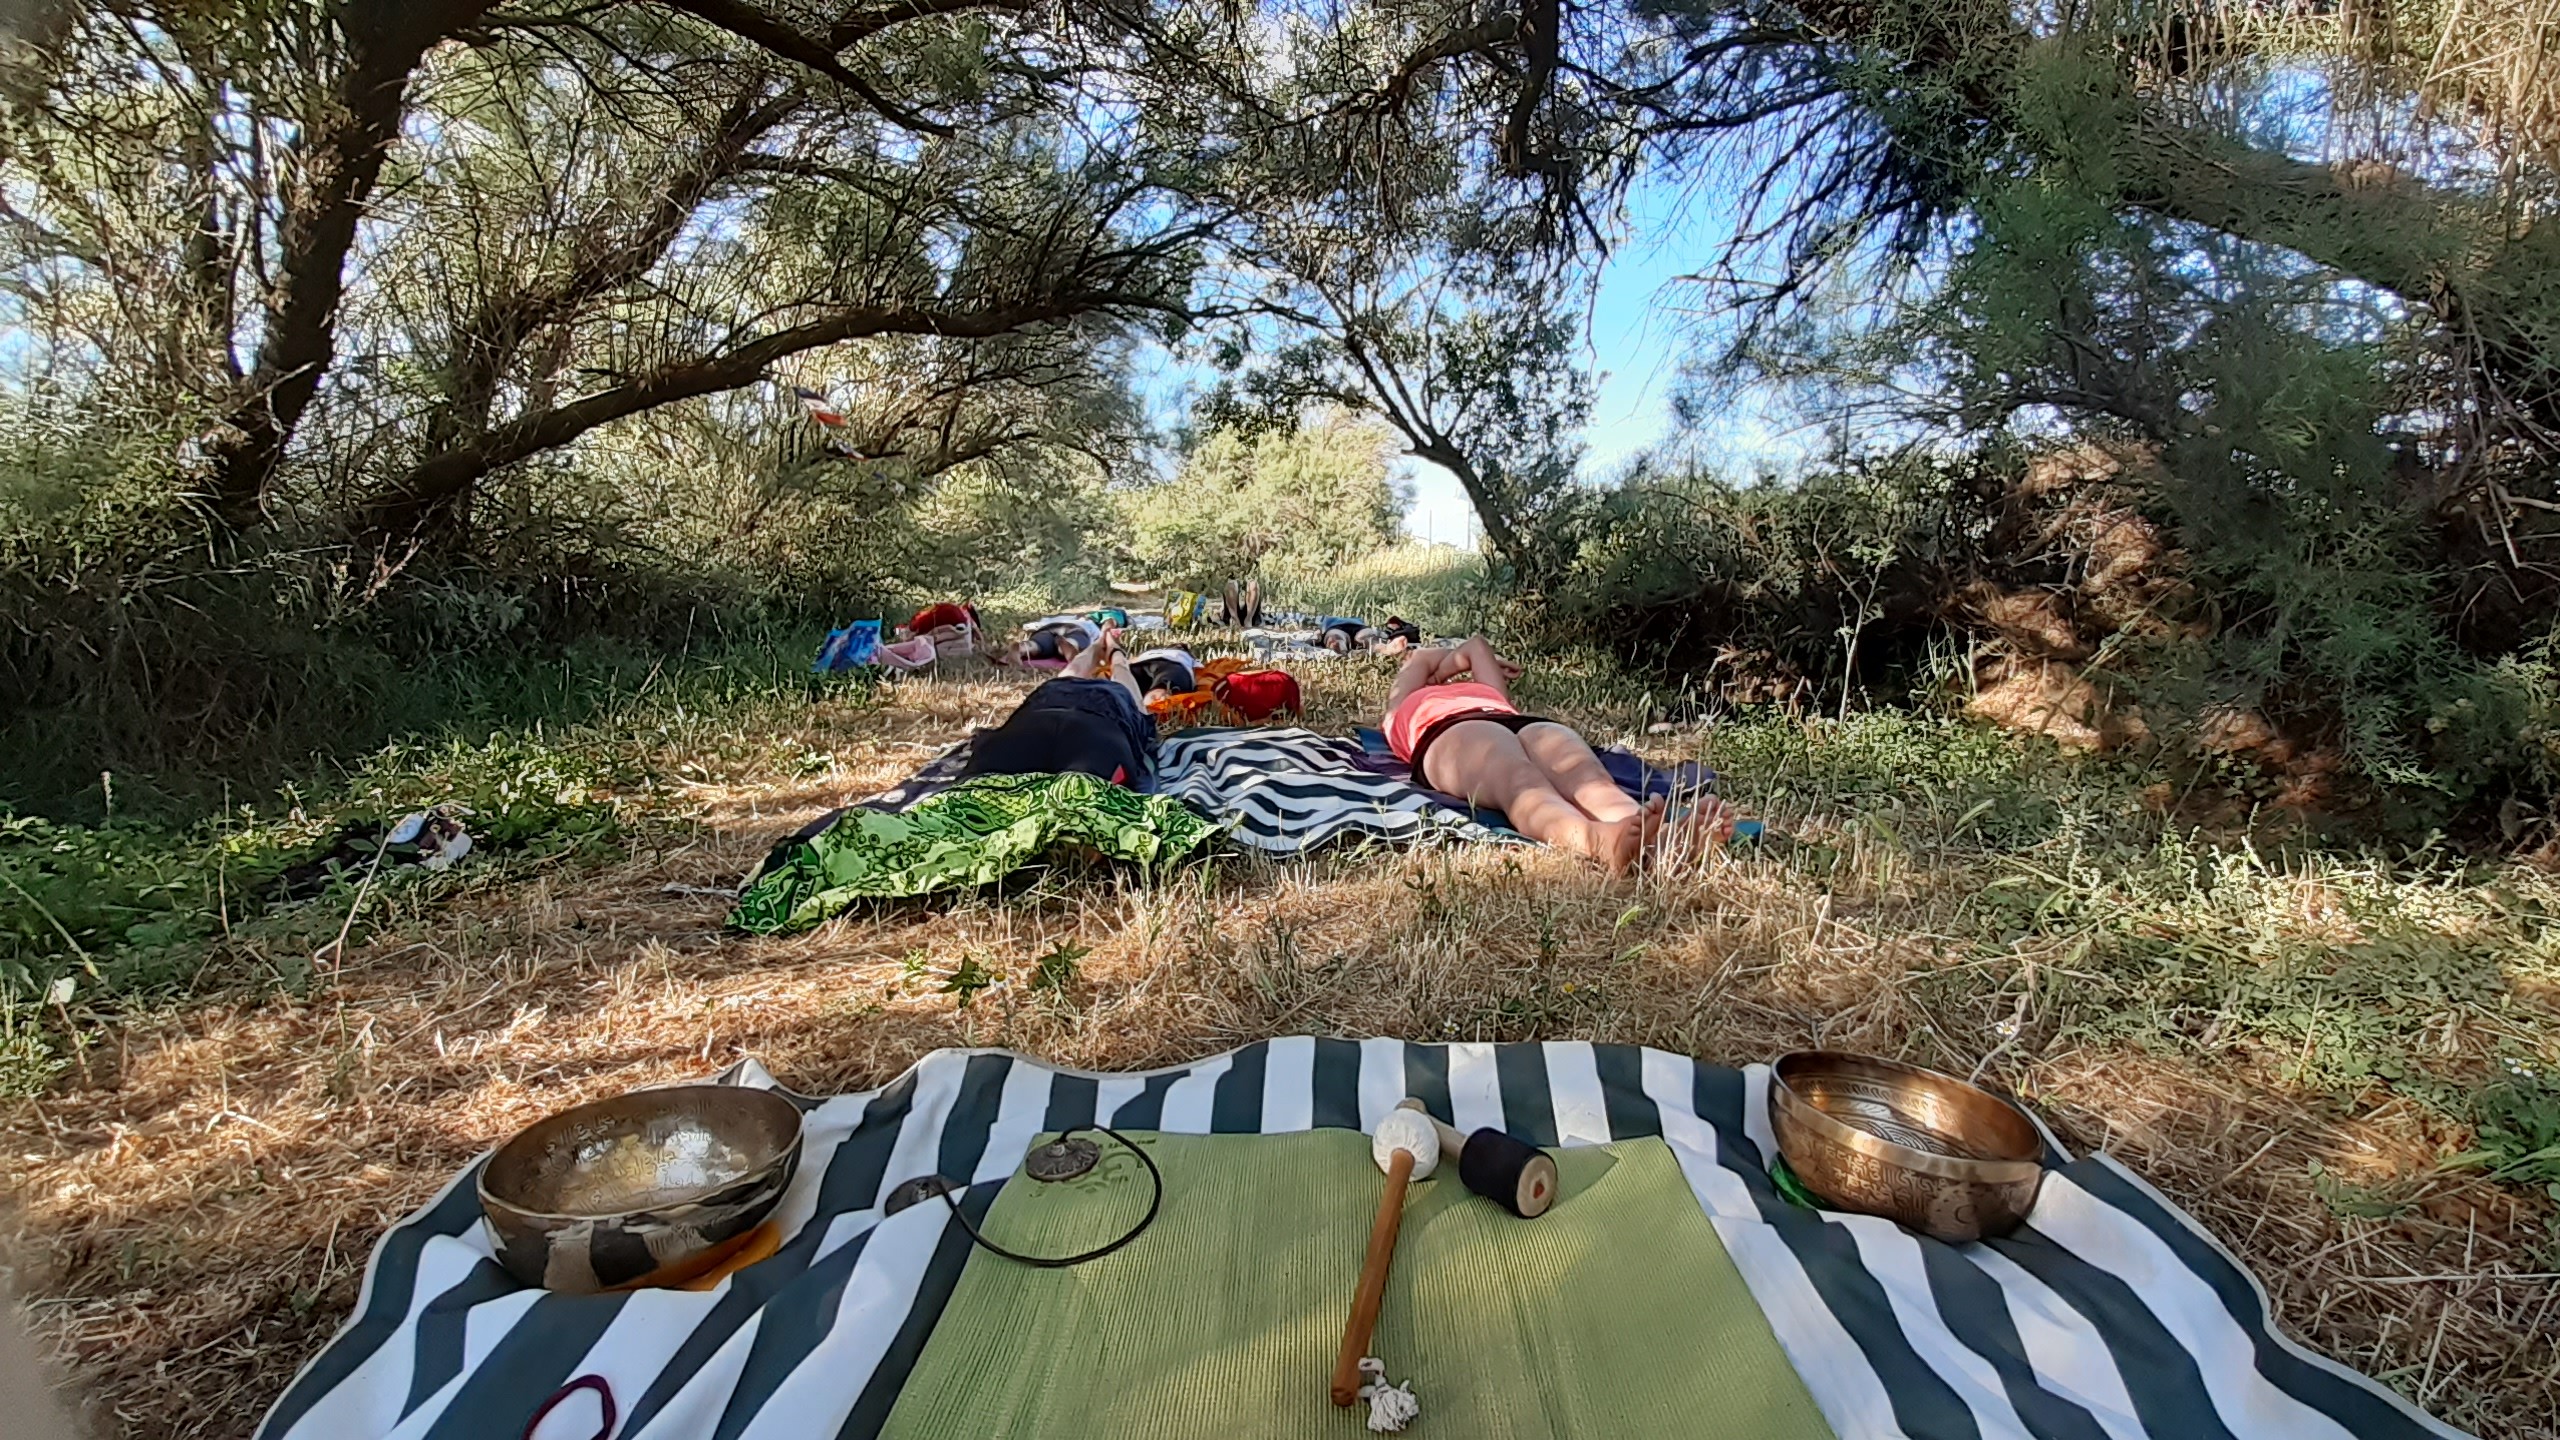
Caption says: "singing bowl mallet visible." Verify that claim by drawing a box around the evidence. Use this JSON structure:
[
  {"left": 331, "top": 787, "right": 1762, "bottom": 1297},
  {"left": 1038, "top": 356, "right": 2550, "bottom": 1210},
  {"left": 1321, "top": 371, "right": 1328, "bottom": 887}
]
[{"left": 1331, "top": 1108, "right": 1439, "bottom": 1409}]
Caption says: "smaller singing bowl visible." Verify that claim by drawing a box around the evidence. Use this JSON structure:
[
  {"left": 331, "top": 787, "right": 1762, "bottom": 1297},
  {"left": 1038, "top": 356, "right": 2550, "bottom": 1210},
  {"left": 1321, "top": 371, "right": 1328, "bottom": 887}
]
[
  {"left": 1770, "top": 1052, "right": 2045, "bottom": 1243},
  {"left": 479, "top": 1085, "right": 804, "bottom": 1293}
]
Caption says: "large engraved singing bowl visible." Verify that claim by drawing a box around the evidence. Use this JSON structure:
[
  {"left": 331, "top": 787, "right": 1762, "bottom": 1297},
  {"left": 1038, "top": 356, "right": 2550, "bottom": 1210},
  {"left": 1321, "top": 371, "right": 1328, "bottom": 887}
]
[
  {"left": 1770, "top": 1052, "right": 2045, "bottom": 1243},
  {"left": 479, "top": 1085, "right": 804, "bottom": 1294}
]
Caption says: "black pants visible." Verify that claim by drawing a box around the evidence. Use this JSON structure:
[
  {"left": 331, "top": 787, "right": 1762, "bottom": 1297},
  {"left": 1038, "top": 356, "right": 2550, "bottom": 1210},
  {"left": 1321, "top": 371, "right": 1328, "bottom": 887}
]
[{"left": 961, "top": 678, "right": 1151, "bottom": 784}]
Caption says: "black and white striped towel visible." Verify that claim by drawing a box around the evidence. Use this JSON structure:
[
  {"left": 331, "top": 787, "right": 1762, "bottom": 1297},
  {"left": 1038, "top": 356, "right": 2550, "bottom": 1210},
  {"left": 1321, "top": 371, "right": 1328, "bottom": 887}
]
[
  {"left": 772, "top": 728, "right": 1509, "bottom": 863},
  {"left": 257, "top": 1040, "right": 2468, "bottom": 1440},
  {"left": 1153, "top": 727, "right": 1514, "bottom": 852}
]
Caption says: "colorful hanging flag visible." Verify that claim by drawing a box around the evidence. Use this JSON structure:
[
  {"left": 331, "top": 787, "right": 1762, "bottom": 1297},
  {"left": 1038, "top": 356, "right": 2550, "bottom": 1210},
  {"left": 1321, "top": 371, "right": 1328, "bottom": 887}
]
[{"left": 795, "top": 386, "right": 847, "bottom": 428}]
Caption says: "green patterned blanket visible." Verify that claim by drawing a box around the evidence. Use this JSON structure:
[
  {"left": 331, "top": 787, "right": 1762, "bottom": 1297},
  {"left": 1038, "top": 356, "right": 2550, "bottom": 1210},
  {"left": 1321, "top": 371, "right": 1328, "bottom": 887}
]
[{"left": 730, "top": 772, "right": 1219, "bottom": 934}]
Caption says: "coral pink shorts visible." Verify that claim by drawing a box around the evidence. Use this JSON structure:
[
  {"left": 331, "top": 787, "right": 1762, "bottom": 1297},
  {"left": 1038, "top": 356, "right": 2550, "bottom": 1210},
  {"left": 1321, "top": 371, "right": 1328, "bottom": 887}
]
[{"left": 1386, "top": 682, "right": 1547, "bottom": 781}]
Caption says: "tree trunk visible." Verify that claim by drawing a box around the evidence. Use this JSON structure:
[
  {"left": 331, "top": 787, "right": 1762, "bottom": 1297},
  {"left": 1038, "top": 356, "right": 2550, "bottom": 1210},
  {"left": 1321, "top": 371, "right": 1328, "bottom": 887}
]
[
  {"left": 199, "top": 0, "right": 492, "bottom": 528},
  {"left": 1411, "top": 438, "right": 1540, "bottom": 574}
]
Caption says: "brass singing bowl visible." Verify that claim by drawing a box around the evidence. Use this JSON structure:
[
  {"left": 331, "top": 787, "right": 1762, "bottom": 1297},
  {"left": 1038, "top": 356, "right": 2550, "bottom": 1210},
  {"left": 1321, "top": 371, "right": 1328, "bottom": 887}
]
[
  {"left": 1769, "top": 1052, "right": 2045, "bottom": 1243},
  {"left": 479, "top": 1085, "right": 804, "bottom": 1293}
]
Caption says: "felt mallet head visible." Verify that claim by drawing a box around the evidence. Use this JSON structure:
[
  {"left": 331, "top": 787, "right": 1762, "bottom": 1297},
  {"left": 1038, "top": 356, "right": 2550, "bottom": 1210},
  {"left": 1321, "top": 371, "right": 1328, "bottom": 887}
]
[
  {"left": 1457, "top": 1127, "right": 1558, "bottom": 1218},
  {"left": 1335, "top": 1110, "right": 1437, "bottom": 1409},
  {"left": 1370, "top": 1108, "right": 1441, "bottom": 1179}
]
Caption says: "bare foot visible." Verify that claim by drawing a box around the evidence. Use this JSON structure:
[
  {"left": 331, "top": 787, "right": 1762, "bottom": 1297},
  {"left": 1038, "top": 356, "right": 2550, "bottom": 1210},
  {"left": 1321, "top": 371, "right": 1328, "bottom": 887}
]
[
  {"left": 1659, "top": 797, "right": 1737, "bottom": 861},
  {"left": 1688, "top": 796, "right": 1737, "bottom": 842},
  {"left": 1579, "top": 811, "right": 1649, "bottom": 878},
  {"left": 1634, "top": 794, "right": 1669, "bottom": 862}
]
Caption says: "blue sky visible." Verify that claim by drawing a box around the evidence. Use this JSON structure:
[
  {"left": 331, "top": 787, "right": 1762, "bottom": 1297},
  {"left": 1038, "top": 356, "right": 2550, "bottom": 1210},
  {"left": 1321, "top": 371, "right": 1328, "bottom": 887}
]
[
  {"left": 1410, "top": 195, "right": 1708, "bottom": 545},
  {"left": 1137, "top": 172, "right": 1823, "bottom": 546}
]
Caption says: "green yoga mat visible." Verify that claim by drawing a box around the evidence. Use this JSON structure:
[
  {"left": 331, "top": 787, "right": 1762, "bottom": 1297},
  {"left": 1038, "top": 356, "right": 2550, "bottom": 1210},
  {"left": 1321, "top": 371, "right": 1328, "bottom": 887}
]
[{"left": 882, "top": 1129, "right": 1837, "bottom": 1440}]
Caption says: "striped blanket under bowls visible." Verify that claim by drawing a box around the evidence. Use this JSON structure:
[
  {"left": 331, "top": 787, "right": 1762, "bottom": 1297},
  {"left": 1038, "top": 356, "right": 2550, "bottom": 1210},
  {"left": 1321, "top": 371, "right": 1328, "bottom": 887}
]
[{"left": 257, "top": 1040, "right": 2469, "bottom": 1440}]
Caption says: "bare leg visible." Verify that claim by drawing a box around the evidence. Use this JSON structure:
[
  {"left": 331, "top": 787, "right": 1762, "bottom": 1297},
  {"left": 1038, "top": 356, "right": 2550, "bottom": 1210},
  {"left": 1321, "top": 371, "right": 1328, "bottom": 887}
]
[
  {"left": 1065, "top": 630, "right": 1146, "bottom": 709},
  {"left": 1516, "top": 722, "right": 1643, "bottom": 823},
  {"left": 1424, "top": 720, "right": 1645, "bottom": 875},
  {"left": 1519, "top": 721, "right": 1669, "bottom": 858}
]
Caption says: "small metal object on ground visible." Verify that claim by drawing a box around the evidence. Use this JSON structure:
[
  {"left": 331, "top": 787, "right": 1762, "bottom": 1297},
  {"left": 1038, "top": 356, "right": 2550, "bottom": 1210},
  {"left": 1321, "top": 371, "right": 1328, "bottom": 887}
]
[
  {"left": 884, "top": 1175, "right": 955, "bottom": 1215},
  {"left": 1025, "top": 1136, "right": 1101, "bottom": 1182}
]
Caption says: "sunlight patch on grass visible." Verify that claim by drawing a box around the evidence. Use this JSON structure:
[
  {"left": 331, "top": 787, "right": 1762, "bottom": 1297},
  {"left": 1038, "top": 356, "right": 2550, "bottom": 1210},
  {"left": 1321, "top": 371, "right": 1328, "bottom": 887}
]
[{"left": 1265, "top": 544, "right": 1495, "bottom": 637}]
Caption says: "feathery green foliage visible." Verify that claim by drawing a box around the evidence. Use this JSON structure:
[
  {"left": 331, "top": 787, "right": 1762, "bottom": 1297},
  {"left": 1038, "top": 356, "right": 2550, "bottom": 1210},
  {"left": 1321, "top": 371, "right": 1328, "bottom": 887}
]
[{"left": 1125, "top": 411, "right": 1405, "bottom": 588}]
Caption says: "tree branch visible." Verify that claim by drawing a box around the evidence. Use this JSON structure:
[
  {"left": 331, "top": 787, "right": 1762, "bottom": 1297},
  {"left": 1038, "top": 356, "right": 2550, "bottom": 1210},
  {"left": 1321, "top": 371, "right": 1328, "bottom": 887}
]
[
  {"left": 654, "top": 0, "right": 955, "bottom": 135},
  {"left": 422, "top": 84, "right": 802, "bottom": 455},
  {"left": 1376, "top": 13, "right": 1519, "bottom": 109},
  {"left": 827, "top": 0, "right": 1028, "bottom": 47},
  {"left": 362, "top": 289, "right": 1190, "bottom": 541},
  {"left": 1498, "top": 0, "right": 1556, "bottom": 177}
]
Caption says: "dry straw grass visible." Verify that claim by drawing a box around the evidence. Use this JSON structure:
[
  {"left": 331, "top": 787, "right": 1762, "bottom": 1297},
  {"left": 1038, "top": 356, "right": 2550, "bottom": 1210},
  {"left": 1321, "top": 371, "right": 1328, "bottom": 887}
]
[
  {"left": 2337, "top": 0, "right": 2560, "bottom": 168},
  {"left": 2, "top": 660, "right": 2556, "bottom": 1438}
]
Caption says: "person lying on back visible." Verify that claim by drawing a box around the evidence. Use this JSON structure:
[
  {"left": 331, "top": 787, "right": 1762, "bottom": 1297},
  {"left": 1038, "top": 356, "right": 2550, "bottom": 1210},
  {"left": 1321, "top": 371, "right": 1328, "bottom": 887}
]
[
  {"left": 1127, "top": 645, "right": 1196, "bottom": 704},
  {"left": 1015, "top": 613, "right": 1099, "bottom": 665},
  {"left": 965, "top": 627, "right": 1155, "bottom": 785},
  {"left": 1320, "top": 615, "right": 1423, "bottom": 654},
  {"left": 1381, "top": 636, "right": 1729, "bottom": 874}
]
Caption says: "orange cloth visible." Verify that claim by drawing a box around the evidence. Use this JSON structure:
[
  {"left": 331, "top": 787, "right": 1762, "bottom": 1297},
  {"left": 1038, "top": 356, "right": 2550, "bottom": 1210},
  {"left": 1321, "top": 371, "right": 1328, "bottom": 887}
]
[
  {"left": 605, "top": 1221, "right": 783, "bottom": 1292},
  {"left": 1146, "top": 688, "right": 1220, "bottom": 723},
  {"left": 1142, "top": 657, "right": 1304, "bottom": 727},
  {"left": 1384, "top": 681, "right": 1518, "bottom": 763}
]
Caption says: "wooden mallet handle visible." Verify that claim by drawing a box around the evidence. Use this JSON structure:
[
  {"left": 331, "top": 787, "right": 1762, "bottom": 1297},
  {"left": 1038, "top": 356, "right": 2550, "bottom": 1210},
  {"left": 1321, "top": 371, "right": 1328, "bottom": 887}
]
[{"left": 1331, "top": 1145, "right": 1416, "bottom": 1406}]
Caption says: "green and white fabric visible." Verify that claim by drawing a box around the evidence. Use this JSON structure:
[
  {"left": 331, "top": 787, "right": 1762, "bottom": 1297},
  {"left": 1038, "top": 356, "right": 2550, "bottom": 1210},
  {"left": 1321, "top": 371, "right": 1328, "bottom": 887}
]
[
  {"left": 256, "top": 1041, "right": 2477, "bottom": 1440},
  {"left": 884, "top": 1129, "right": 1837, "bottom": 1439},
  {"left": 730, "top": 772, "right": 1218, "bottom": 934}
]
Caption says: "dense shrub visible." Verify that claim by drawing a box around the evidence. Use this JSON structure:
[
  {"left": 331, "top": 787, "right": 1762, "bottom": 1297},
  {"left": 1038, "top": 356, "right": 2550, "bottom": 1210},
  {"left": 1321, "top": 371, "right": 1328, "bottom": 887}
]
[
  {"left": 1544, "top": 455, "right": 1995, "bottom": 707},
  {"left": 1124, "top": 412, "right": 1406, "bottom": 589},
  {"left": 1541, "top": 432, "right": 2560, "bottom": 820},
  {"left": 0, "top": 385, "right": 1133, "bottom": 817}
]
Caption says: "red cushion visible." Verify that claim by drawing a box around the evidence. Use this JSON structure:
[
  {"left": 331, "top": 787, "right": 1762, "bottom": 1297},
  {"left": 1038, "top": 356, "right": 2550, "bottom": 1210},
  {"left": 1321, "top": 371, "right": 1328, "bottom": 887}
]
[
  {"left": 909, "top": 602, "right": 973, "bottom": 634},
  {"left": 1213, "top": 669, "right": 1302, "bottom": 721}
]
